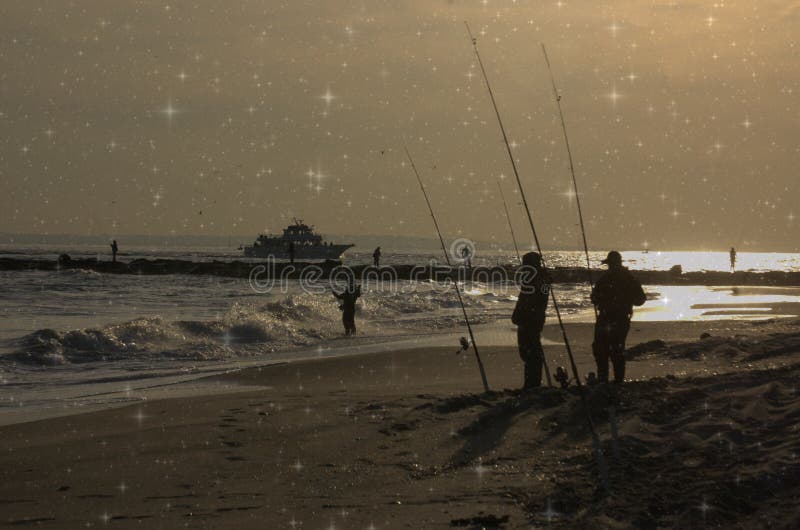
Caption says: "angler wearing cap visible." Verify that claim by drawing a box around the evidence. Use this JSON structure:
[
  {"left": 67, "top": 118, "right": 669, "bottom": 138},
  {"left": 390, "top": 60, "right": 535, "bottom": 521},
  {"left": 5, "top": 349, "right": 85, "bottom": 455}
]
[
  {"left": 591, "top": 250, "right": 647, "bottom": 383},
  {"left": 512, "top": 252, "right": 550, "bottom": 389}
]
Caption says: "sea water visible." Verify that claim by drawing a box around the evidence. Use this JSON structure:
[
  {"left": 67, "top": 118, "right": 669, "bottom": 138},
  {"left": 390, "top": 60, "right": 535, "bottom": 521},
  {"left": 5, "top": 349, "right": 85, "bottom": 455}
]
[{"left": 1, "top": 244, "right": 799, "bottom": 424}]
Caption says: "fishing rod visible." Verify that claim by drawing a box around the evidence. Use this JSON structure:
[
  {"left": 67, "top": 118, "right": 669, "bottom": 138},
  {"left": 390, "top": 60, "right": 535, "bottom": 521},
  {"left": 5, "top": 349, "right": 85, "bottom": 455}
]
[
  {"left": 465, "top": 21, "right": 557, "bottom": 388},
  {"left": 404, "top": 146, "right": 490, "bottom": 393},
  {"left": 542, "top": 43, "right": 621, "bottom": 460},
  {"left": 497, "top": 178, "right": 521, "bottom": 263},
  {"left": 541, "top": 44, "right": 595, "bottom": 301},
  {"left": 465, "top": 22, "right": 610, "bottom": 491}
]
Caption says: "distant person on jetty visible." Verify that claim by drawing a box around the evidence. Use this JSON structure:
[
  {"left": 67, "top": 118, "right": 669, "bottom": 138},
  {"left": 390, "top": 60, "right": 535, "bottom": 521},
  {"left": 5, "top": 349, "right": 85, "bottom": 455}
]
[
  {"left": 461, "top": 246, "right": 472, "bottom": 269},
  {"left": 333, "top": 279, "right": 361, "bottom": 336},
  {"left": 512, "top": 252, "right": 549, "bottom": 389},
  {"left": 288, "top": 241, "right": 295, "bottom": 264},
  {"left": 110, "top": 240, "right": 118, "bottom": 263},
  {"left": 591, "top": 251, "right": 646, "bottom": 384},
  {"left": 373, "top": 247, "right": 381, "bottom": 267},
  {"left": 730, "top": 247, "right": 737, "bottom": 272}
]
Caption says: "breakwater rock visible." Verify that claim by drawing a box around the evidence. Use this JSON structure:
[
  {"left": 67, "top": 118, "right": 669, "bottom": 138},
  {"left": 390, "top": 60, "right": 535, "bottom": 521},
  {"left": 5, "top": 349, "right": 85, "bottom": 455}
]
[{"left": 2, "top": 257, "right": 799, "bottom": 286}]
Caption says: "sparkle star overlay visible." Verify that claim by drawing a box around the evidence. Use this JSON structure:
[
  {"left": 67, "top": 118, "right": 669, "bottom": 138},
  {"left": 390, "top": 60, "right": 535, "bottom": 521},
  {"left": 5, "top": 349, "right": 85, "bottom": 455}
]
[{"left": 0, "top": 1, "right": 795, "bottom": 250}]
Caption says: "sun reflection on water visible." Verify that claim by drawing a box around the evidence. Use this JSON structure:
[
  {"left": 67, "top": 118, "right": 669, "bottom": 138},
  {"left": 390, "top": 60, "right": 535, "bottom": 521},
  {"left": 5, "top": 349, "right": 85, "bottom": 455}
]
[{"left": 635, "top": 285, "right": 800, "bottom": 322}]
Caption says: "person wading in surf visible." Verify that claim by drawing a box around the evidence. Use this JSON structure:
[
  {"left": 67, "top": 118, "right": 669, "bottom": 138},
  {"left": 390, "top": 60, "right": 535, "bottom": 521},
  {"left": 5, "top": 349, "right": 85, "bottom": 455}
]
[
  {"left": 333, "top": 278, "right": 361, "bottom": 336},
  {"left": 591, "top": 251, "right": 646, "bottom": 384},
  {"left": 512, "top": 252, "right": 550, "bottom": 389}
]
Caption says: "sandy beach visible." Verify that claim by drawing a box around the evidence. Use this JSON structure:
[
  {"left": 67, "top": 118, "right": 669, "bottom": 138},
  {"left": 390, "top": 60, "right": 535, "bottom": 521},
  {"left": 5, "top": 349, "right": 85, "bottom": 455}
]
[{"left": 2, "top": 318, "right": 798, "bottom": 529}]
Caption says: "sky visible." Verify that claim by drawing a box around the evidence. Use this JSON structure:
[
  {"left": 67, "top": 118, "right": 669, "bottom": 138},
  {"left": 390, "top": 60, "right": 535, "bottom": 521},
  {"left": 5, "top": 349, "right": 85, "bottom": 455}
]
[{"left": 1, "top": 1, "right": 798, "bottom": 251}]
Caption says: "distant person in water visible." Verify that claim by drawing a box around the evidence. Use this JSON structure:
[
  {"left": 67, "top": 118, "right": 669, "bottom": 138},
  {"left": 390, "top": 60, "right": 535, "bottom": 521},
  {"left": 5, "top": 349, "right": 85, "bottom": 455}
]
[
  {"left": 512, "top": 252, "right": 549, "bottom": 389},
  {"left": 333, "top": 279, "right": 361, "bottom": 336},
  {"left": 591, "top": 251, "right": 646, "bottom": 384},
  {"left": 373, "top": 246, "right": 381, "bottom": 267},
  {"left": 730, "top": 247, "right": 737, "bottom": 272},
  {"left": 288, "top": 240, "right": 295, "bottom": 264},
  {"left": 110, "top": 240, "right": 118, "bottom": 263},
  {"left": 461, "top": 246, "right": 472, "bottom": 269}
]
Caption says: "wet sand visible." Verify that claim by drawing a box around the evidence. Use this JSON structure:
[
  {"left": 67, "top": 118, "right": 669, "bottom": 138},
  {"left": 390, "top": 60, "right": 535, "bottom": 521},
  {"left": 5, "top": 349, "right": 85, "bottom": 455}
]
[{"left": 2, "top": 319, "right": 799, "bottom": 528}]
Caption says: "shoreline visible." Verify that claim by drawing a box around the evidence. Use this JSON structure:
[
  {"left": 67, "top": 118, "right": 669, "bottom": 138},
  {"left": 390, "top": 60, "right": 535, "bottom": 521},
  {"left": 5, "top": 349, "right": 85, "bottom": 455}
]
[
  {"left": 0, "top": 318, "right": 781, "bottom": 427},
  {"left": 3, "top": 256, "right": 800, "bottom": 286},
  {"left": 1, "top": 317, "right": 798, "bottom": 528}
]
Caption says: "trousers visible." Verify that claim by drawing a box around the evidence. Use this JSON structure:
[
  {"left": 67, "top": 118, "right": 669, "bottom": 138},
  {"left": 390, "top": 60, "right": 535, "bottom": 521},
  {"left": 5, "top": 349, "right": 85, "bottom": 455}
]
[
  {"left": 342, "top": 310, "right": 356, "bottom": 335},
  {"left": 593, "top": 315, "right": 631, "bottom": 383},
  {"left": 517, "top": 326, "right": 544, "bottom": 388}
]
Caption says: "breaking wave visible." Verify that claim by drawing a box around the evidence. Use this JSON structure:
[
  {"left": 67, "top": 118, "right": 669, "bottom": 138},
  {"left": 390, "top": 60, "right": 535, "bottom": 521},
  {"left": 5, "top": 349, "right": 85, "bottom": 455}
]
[
  {"left": 4, "top": 282, "right": 589, "bottom": 367},
  {"left": 7, "top": 294, "right": 342, "bottom": 366}
]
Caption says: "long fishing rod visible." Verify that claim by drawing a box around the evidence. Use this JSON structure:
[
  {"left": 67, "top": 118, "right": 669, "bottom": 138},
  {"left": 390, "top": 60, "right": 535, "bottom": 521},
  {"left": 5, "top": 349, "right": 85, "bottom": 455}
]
[
  {"left": 466, "top": 22, "right": 609, "bottom": 491},
  {"left": 541, "top": 44, "right": 595, "bottom": 298},
  {"left": 465, "top": 22, "right": 558, "bottom": 388},
  {"left": 542, "top": 44, "right": 621, "bottom": 460},
  {"left": 497, "top": 178, "right": 521, "bottom": 263},
  {"left": 404, "top": 146, "right": 490, "bottom": 394}
]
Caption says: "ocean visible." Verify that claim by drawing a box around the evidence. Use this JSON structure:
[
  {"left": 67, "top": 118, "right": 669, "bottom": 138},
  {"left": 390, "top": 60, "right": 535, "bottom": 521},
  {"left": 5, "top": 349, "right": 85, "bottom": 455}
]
[{"left": 1, "top": 243, "right": 799, "bottom": 424}]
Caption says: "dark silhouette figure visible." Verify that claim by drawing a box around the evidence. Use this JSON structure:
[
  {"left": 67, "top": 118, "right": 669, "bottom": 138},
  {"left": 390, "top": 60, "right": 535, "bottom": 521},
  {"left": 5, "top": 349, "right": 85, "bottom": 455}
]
[
  {"left": 730, "top": 247, "right": 737, "bottom": 272},
  {"left": 288, "top": 240, "right": 295, "bottom": 264},
  {"left": 372, "top": 247, "right": 381, "bottom": 267},
  {"left": 512, "top": 252, "right": 549, "bottom": 389},
  {"left": 591, "top": 251, "right": 646, "bottom": 384},
  {"left": 110, "top": 240, "right": 118, "bottom": 263},
  {"left": 333, "top": 280, "right": 362, "bottom": 336},
  {"left": 461, "top": 246, "right": 472, "bottom": 268}
]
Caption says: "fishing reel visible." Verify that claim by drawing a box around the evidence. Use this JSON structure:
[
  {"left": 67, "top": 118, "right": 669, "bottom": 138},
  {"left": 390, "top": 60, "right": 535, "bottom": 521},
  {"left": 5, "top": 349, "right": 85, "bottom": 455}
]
[
  {"left": 455, "top": 336, "right": 470, "bottom": 355},
  {"left": 554, "top": 366, "right": 570, "bottom": 389}
]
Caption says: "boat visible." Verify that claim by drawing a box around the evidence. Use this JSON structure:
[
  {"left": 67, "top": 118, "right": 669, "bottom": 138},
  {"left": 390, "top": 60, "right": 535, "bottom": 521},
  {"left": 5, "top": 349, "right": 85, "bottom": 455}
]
[{"left": 243, "top": 219, "right": 354, "bottom": 260}]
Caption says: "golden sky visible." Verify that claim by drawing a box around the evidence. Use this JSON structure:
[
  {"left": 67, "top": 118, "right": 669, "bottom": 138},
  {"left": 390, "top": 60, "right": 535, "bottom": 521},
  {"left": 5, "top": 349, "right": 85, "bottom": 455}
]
[{"left": 1, "top": 1, "right": 798, "bottom": 250}]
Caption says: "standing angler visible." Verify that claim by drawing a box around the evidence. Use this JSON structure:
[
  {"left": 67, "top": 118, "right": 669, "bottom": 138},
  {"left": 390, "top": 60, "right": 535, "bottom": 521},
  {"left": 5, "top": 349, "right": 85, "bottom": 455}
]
[
  {"left": 591, "top": 251, "right": 646, "bottom": 383},
  {"left": 460, "top": 245, "right": 473, "bottom": 269},
  {"left": 372, "top": 246, "right": 381, "bottom": 267},
  {"left": 512, "top": 252, "right": 550, "bottom": 389},
  {"left": 333, "top": 279, "right": 362, "bottom": 336},
  {"left": 110, "top": 240, "right": 119, "bottom": 263}
]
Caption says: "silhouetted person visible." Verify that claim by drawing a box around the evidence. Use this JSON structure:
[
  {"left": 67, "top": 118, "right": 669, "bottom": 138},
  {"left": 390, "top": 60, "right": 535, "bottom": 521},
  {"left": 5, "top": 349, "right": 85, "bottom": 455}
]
[
  {"left": 110, "top": 240, "right": 118, "bottom": 263},
  {"left": 730, "top": 247, "right": 737, "bottom": 272},
  {"left": 591, "top": 251, "right": 646, "bottom": 384},
  {"left": 512, "top": 252, "right": 549, "bottom": 389},
  {"left": 461, "top": 246, "right": 472, "bottom": 269},
  {"left": 333, "top": 280, "right": 361, "bottom": 336},
  {"left": 288, "top": 240, "right": 295, "bottom": 264},
  {"left": 372, "top": 247, "right": 381, "bottom": 267}
]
